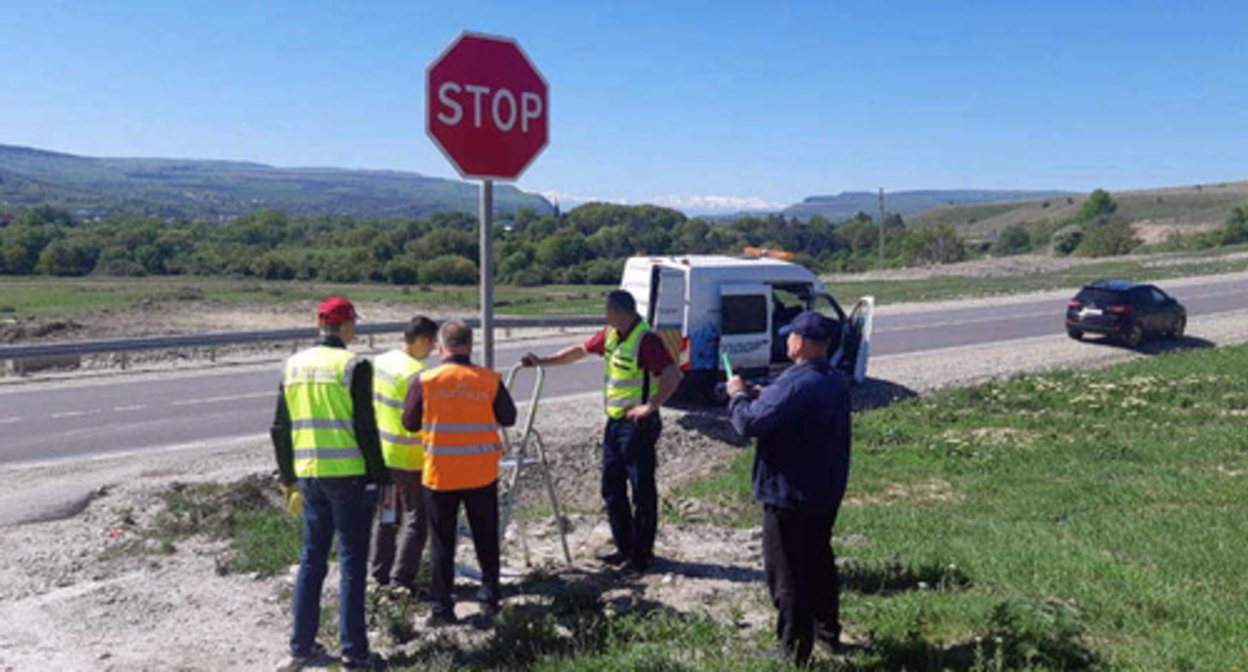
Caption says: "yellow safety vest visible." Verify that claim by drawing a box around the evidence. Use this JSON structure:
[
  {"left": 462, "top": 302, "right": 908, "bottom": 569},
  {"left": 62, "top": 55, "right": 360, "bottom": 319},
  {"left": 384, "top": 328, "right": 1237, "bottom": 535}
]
[
  {"left": 604, "top": 320, "right": 659, "bottom": 419},
  {"left": 283, "top": 345, "right": 367, "bottom": 478},
  {"left": 372, "top": 349, "right": 426, "bottom": 471}
]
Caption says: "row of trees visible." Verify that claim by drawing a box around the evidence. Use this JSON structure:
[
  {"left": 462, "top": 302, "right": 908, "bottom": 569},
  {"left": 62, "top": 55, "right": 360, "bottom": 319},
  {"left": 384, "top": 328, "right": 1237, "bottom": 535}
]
[{"left": 0, "top": 202, "right": 971, "bottom": 284}]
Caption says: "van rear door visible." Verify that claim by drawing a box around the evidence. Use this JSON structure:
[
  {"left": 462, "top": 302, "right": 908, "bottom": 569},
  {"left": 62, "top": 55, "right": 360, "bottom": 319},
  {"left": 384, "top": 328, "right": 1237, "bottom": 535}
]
[
  {"left": 643, "top": 265, "right": 687, "bottom": 362},
  {"left": 719, "top": 283, "right": 772, "bottom": 372}
]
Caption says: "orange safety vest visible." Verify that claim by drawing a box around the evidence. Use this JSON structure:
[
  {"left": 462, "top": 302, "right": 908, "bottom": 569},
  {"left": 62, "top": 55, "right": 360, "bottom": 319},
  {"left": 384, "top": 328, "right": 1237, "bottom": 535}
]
[{"left": 419, "top": 363, "right": 504, "bottom": 491}]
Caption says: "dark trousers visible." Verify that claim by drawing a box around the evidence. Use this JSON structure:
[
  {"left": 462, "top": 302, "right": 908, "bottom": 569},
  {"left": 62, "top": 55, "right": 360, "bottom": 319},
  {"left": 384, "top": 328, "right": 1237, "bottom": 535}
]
[
  {"left": 370, "top": 469, "right": 429, "bottom": 588},
  {"left": 763, "top": 504, "right": 841, "bottom": 667},
  {"left": 292, "top": 477, "right": 374, "bottom": 661},
  {"left": 602, "top": 415, "right": 661, "bottom": 563},
  {"left": 425, "top": 480, "right": 500, "bottom": 615}
]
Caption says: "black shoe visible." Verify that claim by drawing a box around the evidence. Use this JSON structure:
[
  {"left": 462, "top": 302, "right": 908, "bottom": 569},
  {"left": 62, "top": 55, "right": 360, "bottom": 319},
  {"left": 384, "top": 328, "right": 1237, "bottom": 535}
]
[
  {"left": 622, "top": 557, "right": 651, "bottom": 576},
  {"left": 596, "top": 549, "right": 631, "bottom": 566},
  {"left": 343, "top": 652, "right": 388, "bottom": 670},
  {"left": 425, "top": 608, "right": 460, "bottom": 628}
]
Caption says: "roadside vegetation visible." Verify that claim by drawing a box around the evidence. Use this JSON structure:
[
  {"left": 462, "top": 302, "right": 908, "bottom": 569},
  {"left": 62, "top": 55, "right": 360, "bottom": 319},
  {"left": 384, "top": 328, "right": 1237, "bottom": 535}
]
[
  {"left": 102, "top": 345, "right": 1248, "bottom": 669},
  {"left": 672, "top": 343, "right": 1248, "bottom": 669}
]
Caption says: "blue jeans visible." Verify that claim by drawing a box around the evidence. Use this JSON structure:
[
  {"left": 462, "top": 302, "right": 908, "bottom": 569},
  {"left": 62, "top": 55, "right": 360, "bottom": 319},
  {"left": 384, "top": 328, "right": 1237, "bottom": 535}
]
[
  {"left": 602, "top": 416, "right": 661, "bottom": 563},
  {"left": 291, "top": 477, "right": 375, "bottom": 660}
]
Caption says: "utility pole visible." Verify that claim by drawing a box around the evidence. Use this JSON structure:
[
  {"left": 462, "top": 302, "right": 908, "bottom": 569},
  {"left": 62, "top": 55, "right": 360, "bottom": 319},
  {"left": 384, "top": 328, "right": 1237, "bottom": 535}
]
[{"left": 878, "top": 187, "right": 886, "bottom": 264}]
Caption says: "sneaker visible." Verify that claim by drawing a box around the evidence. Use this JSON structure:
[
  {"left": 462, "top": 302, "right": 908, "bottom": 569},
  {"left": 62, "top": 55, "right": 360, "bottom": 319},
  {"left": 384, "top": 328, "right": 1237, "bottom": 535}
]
[
  {"left": 622, "top": 557, "right": 651, "bottom": 576},
  {"left": 595, "top": 549, "right": 630, "bottom": 566},
  {"left": 343, "top": 651, "right": 388, "bottom": 670},
  {"left": 275, "top": 642, "right": 330, "bottom": 671}
]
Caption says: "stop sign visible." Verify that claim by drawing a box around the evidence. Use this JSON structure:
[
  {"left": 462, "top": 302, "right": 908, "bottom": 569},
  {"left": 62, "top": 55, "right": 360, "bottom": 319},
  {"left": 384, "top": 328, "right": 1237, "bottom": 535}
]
[{"left": 426, "top": 32, "right": 549, "bottom": 181}]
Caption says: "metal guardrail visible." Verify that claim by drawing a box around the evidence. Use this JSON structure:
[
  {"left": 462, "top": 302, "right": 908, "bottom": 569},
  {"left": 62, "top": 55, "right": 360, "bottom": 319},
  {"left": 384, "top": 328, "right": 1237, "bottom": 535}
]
[{"left": 0, "top": 316, "right": 601, "bottom": 361}]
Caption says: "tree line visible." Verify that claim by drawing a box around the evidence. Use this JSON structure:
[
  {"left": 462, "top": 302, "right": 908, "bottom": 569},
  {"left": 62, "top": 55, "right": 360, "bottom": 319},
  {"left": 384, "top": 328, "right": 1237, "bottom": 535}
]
[{"left": 0, "top": 203, "right": 968, "bottom": 285}]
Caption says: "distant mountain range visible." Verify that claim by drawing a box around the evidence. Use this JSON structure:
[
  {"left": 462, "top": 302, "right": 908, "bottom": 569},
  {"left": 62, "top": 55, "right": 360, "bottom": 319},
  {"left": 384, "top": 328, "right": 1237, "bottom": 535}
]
[
  {"left": 782, "top": 189, "right": 1074, "bottom": 221},
  {"left": 0, "top": 144, "right": 553, "bottom": 221}
]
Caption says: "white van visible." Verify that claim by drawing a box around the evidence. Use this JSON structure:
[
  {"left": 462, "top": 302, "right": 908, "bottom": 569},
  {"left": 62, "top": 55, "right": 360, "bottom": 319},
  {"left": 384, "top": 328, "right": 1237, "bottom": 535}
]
[{"left": 619, "top": 254, "right": 875, "bottom": 401}]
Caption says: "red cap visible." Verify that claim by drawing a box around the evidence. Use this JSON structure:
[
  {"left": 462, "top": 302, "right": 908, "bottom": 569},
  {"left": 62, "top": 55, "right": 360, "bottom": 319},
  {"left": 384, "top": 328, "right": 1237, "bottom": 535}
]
[{"left": 317, "top": 296, "right": 358, "bottom": 325}]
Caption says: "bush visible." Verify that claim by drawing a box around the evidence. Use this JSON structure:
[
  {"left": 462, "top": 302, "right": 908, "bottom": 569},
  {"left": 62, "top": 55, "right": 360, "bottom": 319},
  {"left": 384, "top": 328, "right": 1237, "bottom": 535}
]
[
  {"left": 1079, "top": 189, "right": 1118, "bottom": 223},
  {"left": 987, "top": 597, "right": 1097, "bottom": 669},
  {"left": 900, "top": 226, "right": 966, "bottom": 265},
  {"left": 418, "top": 254, "right": 478, "bottom": 285},
  {"left": 585, "top": 259, "right": 624, "bottom": 285},
  {"left": 250, "top": 251, "right": 296, "bottom": 280},
  {"left": 1077, "top": 220, "right": 1139, "bottom": 257},
  {"left": 1219, "top": 207, "right": 1248, "bottom": 246},
  {"left": 992, "top": 223, "right": 1032, "bottom": 256},
  {"left": 1051, "top": 225, "right": 1084, "bottom": 256},
  {"left": 384, "top": 258, "right": 419, "bottom": 286},
  {"left": 510, "top": 269, "right": 545, "bottom": 287}
]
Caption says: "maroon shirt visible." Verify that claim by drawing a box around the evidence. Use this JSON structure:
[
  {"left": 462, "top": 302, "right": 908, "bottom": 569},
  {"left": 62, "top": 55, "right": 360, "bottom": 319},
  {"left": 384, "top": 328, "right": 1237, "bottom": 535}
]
[{"left": 583, "top": 319, "right": 675, "bottom": 375}]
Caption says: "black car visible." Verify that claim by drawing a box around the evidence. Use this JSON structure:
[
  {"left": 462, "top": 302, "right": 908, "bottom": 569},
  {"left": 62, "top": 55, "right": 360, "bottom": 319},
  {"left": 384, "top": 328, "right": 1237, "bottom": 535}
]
[{"left": 1066, "top": 280, "right": 1186, "bottom": 346}]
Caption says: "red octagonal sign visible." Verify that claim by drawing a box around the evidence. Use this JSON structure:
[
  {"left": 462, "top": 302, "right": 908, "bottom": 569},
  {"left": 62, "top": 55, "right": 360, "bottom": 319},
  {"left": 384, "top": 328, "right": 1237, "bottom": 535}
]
[{"left": 426, "top": 32, "right": 549, "bottom": 181}]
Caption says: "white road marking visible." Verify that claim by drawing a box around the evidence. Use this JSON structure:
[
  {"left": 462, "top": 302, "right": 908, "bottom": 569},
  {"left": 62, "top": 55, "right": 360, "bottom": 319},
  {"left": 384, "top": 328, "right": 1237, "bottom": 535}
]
[
  {"left": 171, "top": 392, "right": 273, "bottom": 407},
  {"left": 50, "top": 410, "right": 98, "bottom": 419},
  {"left": 113, "top": 405, "right": 148, "bottom": 412},
  {"left": 876, "top": 310, "right": 1056, "bottom": 334},
  {"left": 0, "top": 417, "right": 21, "bottom": 425}
]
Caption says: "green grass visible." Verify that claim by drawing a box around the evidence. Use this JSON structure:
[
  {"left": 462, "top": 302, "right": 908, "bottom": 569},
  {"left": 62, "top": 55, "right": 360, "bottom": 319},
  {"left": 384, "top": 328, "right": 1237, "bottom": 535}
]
[
  {"left": 672, "top": 344, "right": 1248, "bottom": 669},
  {"left": 0, "top": 276, "right": 607, "bottom": 319},
  {"left": 825, "top": 244, "right": 1248, "bottom": 305}
]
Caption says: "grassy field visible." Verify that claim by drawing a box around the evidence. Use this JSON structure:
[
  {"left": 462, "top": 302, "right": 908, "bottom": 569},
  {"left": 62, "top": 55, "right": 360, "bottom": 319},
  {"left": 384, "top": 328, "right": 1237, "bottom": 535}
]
[
  {"left": 672, "top": 344, "right": 1248, "bottom": 669},
  {"left": 825, "top": 245, "right": 1248, "bottom": 305},
  {"left": 0, "top": 276, "right": 610, "bottom": 319}
]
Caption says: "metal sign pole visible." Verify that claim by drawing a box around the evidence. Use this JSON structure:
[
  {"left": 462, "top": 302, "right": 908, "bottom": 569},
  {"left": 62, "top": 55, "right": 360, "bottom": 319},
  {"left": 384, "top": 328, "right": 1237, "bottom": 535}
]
[{"left": 481, "top": 179, "right": 495, "bottom": 369}]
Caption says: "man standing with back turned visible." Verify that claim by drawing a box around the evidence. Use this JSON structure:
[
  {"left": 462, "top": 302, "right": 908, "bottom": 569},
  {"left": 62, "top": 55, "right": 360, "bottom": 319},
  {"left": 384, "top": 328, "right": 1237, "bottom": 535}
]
[
  {"left": 369, "top": 316, "right": 438, "bottom": 593},
  {"left": 522, "top": 290, "right": 681, "bottom": 574},
  {"left": 272, "top": 296, "right": 389, "bottom": 671},
  {"left": 402, "top": 320, "right": 516, "bottom": 625},
  {"left": 727, "top": 311, "right": 852, "bottom": 667}
]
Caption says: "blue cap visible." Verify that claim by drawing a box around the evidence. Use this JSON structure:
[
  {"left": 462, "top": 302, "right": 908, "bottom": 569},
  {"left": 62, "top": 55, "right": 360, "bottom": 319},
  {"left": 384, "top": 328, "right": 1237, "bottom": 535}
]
[{"left": 778, "top": 311, "right": 837, "bottom": 341}]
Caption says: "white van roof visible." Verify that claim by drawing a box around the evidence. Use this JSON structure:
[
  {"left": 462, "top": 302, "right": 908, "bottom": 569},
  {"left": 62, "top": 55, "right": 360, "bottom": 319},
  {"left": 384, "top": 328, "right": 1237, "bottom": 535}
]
[{"left": 626, "top": 255, "right": 819, "bottom": 281}]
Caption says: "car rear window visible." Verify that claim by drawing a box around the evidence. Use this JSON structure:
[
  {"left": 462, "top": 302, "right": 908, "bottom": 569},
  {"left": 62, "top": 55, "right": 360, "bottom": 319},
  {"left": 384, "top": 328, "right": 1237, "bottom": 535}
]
[{"left": 1075, "top": 288, "right": 1123, "bottom": 306}]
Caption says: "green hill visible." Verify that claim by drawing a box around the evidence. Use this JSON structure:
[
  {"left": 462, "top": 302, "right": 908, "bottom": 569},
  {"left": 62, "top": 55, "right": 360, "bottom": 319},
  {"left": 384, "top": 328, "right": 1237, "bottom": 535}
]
[
  {"left": 0, "top": 144, "right": 553, "bottom": 221},
  {"left": 783, "top": 189, "right": 1071, "bottom": 221},
  {"left": 909, "top": 182, "right": 1248, "bottom": 241}
]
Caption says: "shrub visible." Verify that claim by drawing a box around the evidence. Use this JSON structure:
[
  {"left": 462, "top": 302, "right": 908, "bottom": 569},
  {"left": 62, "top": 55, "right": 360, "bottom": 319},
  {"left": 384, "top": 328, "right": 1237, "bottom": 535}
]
[
  {"left": 900, "top": 226, "right": 966, "bottom": 265},
  {"left": 991, "top": 223, "right": 1033, "bottom": 256},
  {"left": 1219, "top": 207, "right": 1248, "bottom": 246},
  {"left": 1077, "top": 220, "right": 1139, "bottom": 257},
  {"left": 1051, "top": 225, "right": 1084, "bottom": 256},
  {"left": 418, "top": 254, "right": 478, "bottom": 285},
  {"left": 384, "top": 258, "right": 419, "bottom": 286}
]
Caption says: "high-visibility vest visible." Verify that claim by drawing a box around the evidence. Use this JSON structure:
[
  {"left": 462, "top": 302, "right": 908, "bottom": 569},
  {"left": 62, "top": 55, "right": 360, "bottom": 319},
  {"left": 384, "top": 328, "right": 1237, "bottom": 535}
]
[
  {"left": 604, "top": 320, "right": 660, "bottom": 419},
  {"left": 373, "top": 349, "right": 426, "bottom": 472},
  {"left": 283, "top": 345, "right": 367, "bottom": 478},
  {"left": 419, "top": 363, "right": 504, "bottom": 491}
]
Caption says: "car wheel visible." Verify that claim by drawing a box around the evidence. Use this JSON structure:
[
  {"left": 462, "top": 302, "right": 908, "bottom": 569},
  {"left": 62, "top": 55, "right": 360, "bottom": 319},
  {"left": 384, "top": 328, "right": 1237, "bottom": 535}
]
[
  {"left": 1172, "top": 317, "right": 1186, "bottom": 340},
  {"left": 1124, "top": 323, "right": 1144, "bottom": 347},
  {"left": 1067, "top": 330, "right": 1084, "bottom": 341}
]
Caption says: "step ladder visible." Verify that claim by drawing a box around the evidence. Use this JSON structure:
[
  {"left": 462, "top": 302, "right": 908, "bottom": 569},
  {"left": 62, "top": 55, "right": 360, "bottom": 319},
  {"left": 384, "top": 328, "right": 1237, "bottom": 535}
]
[{"left": 455, "top": 363, "right": 571, "bottom": 579}]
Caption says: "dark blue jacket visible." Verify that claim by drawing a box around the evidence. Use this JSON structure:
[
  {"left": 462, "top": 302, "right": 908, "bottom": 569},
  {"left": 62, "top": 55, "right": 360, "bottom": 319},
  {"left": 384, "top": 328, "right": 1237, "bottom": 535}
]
[{"left": 728, "top": 358, "right": 851, "bottom": 514}]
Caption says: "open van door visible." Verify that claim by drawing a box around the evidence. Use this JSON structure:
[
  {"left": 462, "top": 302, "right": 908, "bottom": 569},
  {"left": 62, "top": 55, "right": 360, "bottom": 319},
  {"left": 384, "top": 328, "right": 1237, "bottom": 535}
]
[
  {"left": 644, "top": 265, "right": 687, "bottom": 363},
  {"left": 833, "top": 296, "right": 875, "bottom": 384},
  {"left": 719, "top": 283, "right": 772, "bottom": 373}
]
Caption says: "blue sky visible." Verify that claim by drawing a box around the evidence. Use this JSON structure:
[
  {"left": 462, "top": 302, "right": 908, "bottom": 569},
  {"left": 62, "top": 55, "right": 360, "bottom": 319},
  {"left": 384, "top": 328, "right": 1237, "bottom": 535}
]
[{"left": 2, "top": 1, "right": 1247, "bottom": 214}]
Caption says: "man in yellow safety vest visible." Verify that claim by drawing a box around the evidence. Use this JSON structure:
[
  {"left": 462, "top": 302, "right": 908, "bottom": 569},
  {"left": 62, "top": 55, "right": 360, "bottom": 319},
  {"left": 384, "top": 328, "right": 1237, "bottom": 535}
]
[
  {"left": 369, "top": 316, "right": 438, "bottom": 593},
  {"left": 271, "top": 296, "right": 389, "bottom": 671},
  {"left": 522, "top": 290, "right": 681, "bottom": 574}
]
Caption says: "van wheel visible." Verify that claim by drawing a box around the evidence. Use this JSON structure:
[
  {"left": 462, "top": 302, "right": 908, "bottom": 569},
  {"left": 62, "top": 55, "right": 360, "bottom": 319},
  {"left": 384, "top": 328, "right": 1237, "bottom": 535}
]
[{"left": 1067, "top": 330, "right": 1084, "bottom": 341}]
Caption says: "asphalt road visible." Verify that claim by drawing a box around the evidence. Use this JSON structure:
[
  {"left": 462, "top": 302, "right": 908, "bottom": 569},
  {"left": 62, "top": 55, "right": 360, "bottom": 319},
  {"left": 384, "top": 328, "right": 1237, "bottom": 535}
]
[{"left": 4, "top": 275, "right": 1248, "bottom": 468}]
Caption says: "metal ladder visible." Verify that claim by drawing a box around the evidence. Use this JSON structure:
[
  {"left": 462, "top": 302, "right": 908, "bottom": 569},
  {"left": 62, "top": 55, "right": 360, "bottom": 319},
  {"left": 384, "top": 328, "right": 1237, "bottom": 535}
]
[
  {"left": 456, "top": 363, "right": 572, "bottom": 578},
  {"left": 497, "top": 363, "right": 572, "bottom": 566}
]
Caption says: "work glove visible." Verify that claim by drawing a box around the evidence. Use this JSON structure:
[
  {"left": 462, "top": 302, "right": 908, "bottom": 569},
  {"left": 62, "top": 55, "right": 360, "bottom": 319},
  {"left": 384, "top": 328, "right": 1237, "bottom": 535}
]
[{"left": 283, "top": 484, "right": 303, "bottom": 517}]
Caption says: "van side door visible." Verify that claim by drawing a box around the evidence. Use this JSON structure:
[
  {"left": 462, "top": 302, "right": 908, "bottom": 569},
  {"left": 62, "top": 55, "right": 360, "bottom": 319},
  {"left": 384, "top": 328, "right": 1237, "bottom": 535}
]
[{"left": 718, "top": 283, "right": 772, "bottom": 374}]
